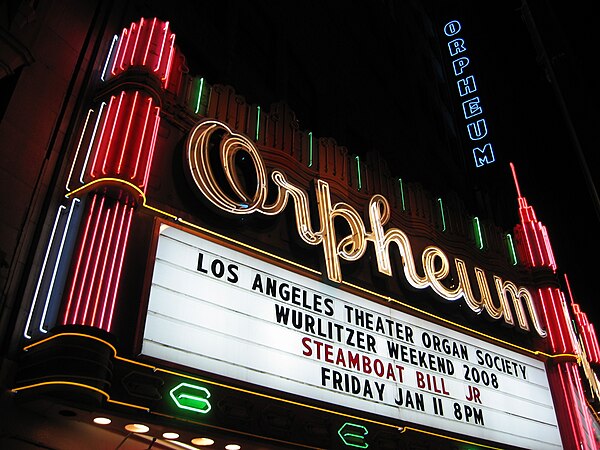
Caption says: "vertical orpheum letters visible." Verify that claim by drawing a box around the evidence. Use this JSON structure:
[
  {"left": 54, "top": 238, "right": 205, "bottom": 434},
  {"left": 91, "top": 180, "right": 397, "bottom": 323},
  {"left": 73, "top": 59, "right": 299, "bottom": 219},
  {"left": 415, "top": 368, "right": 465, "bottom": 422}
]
[
  {"left": 185, "top": 119, "right": 547, "bottom": 337},
  {"left": 443, "top": 20, "right": 495, "bottom": 167}
]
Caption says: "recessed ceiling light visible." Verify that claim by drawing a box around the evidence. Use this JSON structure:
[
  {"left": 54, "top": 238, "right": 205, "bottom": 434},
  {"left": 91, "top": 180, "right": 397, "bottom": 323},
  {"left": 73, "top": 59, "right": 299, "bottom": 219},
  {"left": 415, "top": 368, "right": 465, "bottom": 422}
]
[
  {"left": 93, "top": 417, "right": 111, "bottom": 425},
  {"left": 225, "top": 445, "right": 241, "bottom": 450},
  {"left": 162, "top": 432, "right": 179, "bottom": 440},
  {"left": 191, "top": 437, "right": 215, "bottom": 446},
  {"left": 124, "top": 423, "right": 149, "bottom": 433}
]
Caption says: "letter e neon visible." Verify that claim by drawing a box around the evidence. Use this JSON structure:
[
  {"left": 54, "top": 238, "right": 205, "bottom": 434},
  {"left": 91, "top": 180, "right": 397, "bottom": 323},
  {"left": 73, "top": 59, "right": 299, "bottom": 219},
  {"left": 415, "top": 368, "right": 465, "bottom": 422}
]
[{"left": 462, "top": 97, "right": 482, "bottom": 119}]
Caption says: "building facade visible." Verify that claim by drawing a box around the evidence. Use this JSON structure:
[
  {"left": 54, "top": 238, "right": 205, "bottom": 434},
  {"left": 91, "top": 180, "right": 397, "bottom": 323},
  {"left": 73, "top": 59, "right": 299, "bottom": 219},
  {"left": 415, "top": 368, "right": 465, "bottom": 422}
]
[{"left": 1, "top": 1, "right": 599, "bottom": 449}]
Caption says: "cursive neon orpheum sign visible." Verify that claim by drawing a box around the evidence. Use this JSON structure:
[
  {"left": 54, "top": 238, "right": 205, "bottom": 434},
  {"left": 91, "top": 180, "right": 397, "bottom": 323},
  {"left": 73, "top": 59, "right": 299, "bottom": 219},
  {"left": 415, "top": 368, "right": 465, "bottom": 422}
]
[{"left": 186, "top": 119, "right": 547, "bottom": 337}]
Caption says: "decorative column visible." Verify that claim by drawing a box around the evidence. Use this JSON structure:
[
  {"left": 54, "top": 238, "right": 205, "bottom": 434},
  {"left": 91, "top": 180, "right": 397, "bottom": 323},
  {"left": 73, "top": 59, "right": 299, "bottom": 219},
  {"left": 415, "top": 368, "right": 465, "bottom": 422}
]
[
  {"left": 60, "top": 18, "right": 175, "bottom": 331},
  {"left": 511, "top": 163, "right": 598, "bottom": 449}
]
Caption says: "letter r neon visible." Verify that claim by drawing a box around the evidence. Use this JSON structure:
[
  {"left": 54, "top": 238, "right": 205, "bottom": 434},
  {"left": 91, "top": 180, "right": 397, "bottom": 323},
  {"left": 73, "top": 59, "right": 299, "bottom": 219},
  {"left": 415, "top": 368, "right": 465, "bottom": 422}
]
[{"left": 448, "top": 38, "right": 466, "bottom": 57}]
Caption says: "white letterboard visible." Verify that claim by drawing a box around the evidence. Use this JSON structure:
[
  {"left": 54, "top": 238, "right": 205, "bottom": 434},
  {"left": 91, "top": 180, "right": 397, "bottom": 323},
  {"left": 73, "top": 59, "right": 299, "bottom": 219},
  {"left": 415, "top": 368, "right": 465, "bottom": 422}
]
[{"left": 141, "top": 224, "right": 562, "bottom": 449}]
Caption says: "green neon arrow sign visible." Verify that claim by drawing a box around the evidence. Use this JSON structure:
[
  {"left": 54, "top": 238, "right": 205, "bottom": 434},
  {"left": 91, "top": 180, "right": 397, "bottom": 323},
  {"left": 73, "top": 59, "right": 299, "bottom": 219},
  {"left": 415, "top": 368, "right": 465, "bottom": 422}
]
[
  {"left": 338, "top": 422, "right": 368, "bottom": 448},
  {"left": 169, "top": 382, "right": 212, "bottom": 414}
]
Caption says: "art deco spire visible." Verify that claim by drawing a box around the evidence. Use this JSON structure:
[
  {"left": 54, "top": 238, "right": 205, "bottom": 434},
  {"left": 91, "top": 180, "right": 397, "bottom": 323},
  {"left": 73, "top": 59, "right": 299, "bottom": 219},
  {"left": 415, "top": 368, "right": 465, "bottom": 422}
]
[{"left": 510, "top": 162, "right": 557, "bottom": 270}]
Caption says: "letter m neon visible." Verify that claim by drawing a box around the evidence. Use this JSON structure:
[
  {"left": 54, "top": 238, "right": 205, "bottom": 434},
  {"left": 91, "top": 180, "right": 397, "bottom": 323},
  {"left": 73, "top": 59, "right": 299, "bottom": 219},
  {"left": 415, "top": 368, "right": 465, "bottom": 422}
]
[{"left": 472, "top": 143, "right": 495, "bottom": 167}]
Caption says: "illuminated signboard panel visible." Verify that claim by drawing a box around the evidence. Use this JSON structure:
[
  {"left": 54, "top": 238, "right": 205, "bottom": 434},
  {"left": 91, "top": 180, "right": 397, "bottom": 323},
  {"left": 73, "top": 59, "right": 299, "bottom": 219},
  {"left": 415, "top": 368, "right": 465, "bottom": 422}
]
[{"left": 141, "top": 224, "right": 562, "bottom": 449}]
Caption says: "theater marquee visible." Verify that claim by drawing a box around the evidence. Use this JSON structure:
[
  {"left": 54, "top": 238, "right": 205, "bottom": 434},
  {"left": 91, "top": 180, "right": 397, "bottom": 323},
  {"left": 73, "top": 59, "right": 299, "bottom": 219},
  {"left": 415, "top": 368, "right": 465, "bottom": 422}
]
[
  {"left": 185, "top": 119, "right": 547, "bottom": 337},
  {"left": 141, "top": 224, "right": 561, "bottom": 449}
]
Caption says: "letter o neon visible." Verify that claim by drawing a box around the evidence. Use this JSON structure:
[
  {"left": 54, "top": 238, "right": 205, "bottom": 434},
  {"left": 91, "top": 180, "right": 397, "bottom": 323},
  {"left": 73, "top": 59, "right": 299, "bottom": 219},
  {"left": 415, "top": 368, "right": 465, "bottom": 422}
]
[
  {"left": 444, "top": 20, "right": 462, "bottom": 36},
  {"left": 186, "top": 119, "right": 269, "bottom": 214}
]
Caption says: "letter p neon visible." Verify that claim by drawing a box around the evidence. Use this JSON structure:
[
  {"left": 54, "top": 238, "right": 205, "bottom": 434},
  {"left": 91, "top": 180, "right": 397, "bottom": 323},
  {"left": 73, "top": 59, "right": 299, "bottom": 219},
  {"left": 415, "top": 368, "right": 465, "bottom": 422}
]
[{"left": 452, "top": 57, "right": 470, "bottom": 76}]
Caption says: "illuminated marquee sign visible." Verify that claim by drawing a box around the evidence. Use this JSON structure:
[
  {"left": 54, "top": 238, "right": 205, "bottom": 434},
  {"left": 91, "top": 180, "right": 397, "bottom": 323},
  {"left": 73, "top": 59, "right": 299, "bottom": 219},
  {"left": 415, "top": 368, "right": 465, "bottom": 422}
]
[
  {"left": 186, "top": 119, "right": 546, "bottom": 337},
  {"left": 443, "top": 20, "right": 496, "bottom": 168},
  {"left": 141, "top": 224, "right": 561, "bottom": 449}
]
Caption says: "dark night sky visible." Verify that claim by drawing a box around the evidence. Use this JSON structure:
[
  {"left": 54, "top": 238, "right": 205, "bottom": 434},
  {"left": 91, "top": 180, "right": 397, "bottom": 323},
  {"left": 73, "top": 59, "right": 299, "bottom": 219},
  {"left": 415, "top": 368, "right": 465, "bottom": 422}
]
[
  {"left": 161, "top": 0, "right": 600, "bottom": 328},
  {"left": 446, "top": 1, "right": 600, "bottom": 324}
]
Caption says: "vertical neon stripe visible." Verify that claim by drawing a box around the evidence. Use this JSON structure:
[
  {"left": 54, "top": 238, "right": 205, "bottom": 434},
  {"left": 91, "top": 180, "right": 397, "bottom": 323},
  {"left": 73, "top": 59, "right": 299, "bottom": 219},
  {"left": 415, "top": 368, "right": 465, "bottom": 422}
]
[
  {"left": 80, "top": 205, "right": 112, "bottom": 322},
  {"left": 437, "top": 198, "right": 446, "bottom": 232},
  {"left": 39, "top": 199, "right": 80, "bottom": 333},
  {"left": 98, "top": 202, "right": 128, "bottom": 328},
  {"left": 101, "top": 35, "right": 119, "bottom": 82},
  {"left": 559, "top": 291, "right": 577, "bottom": 350},
  {"left": 355, "top": 156, "right": 362, "bottom": 191},
  {"left": 90, "top": 96, "right": 115, "bottom": 178},
  {"left": 119, "top": 23, "right": 135, "bottom": 71},
  {"left": 130, "top": 18, "right": 144, "bottom": 66},
  {"left": 24, "top": 205, "right": 66, "bottom": 338},
  {"left": 142, "top": 18, "right": 157, "bottom": 66},
  {"left": 142, "top": 106, "right": 161, "bottom": 191},
  {"left": 307, "top": 132, "right": 313, "bottom": 168},
  {"left": 540, "top": 224, "right": 556, "bottom": 269},
  {"left": 548, "top": 288, "right": 567, "bottom": 352},
  {"left": 538, "top": 289, "right": 556, "bottom": 351},
  {"left": 89, "top": 202, "right": 120, "bottom": 326},
  {"left": 111, "top": 28, "right": 127, "bottom": 76},
  {"left": 568, "top": 365, "right": 593, "bottom": 448},
  {"left": 194, "top": 78, "right": 204, "bottom": 114},
  {"left": 132, "top": 97, "right": 153, "bottom": 180},
  {"left": 101, "top": 91, "right": 126, "bottom": 175},
  {"left": 255, "top": 105, "right": 261, "bottom": 140},
  {"left": 564, "top": 274, "right": 575, "bottom": 304},
  {"left": 70, "top": 196, "right": 105, "bottom": 324},
  {"left": 509, "top": 162, "right": 522, "bottom": 197},
  {"left": 529, "top": 222, "right": 545, "bottom": 266},
  {"left": 154, "top": 22, "right": 169, "bottom": 72},
  {"left": 105, "top": 206, "right": 134, "bottom": 331},
  {"left": 80, "top": 102, "right": 106, "bottom": 184},
  {"left": 592, "top": 327, "right": 600, "bottom": 361},
  {"left": 116, "top": 91, "right": 139, "bottom": 175},
  {"left": 163, "top": 33, "right": 176, "bottom": 87},
  {"left": 66, "top": 109, "right": 93, "bottom": 191},
  {"left": 62, "top": 194, "right": 98, "bottom": 324},
  {"left": 520, "top": 224, "right": 535, "bottom": 267},
  {"left": 398, "top": 178, "right": 406, "bottom": 211},
  {"left": 556, "top": 366, "right": 580, "bottom": 447},
  {"left": 506, "top": 233, "right": 517, "bottom": 265},
  {"left": 569, "top": 364, "right": 595, "bottom": 443},
  {"left": 473, "top": 216, "right": 483, "bottom": 249}
]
